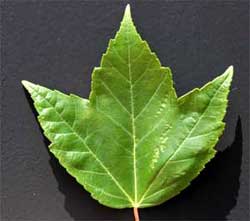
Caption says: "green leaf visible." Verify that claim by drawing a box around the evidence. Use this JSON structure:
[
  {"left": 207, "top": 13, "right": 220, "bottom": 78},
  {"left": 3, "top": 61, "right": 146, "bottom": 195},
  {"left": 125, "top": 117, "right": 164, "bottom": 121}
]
[{"left": 22, "top": 4, "right": 233, "bottom": 209}]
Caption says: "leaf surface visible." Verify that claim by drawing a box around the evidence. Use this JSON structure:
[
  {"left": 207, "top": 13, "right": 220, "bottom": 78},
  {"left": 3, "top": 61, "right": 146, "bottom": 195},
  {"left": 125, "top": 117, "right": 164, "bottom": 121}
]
[{"left": 22, "top": 5, "right": 233, "bottom": 209}]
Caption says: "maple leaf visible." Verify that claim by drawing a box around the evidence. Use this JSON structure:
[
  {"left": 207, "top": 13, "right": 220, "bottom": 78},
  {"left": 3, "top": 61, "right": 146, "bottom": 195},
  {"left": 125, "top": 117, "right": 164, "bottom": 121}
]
[{"left": 22, "top": 4, "right": 233, "bottom": 221}]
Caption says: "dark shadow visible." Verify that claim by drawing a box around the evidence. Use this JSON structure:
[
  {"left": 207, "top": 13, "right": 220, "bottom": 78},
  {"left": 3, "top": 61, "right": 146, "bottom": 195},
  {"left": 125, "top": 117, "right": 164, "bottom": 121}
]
[
  {"left": 24, "top": 88, "right": 242, "bottom": 221},
  {"left": 142, "top": 117, "right": 243, "bottom": 221}
]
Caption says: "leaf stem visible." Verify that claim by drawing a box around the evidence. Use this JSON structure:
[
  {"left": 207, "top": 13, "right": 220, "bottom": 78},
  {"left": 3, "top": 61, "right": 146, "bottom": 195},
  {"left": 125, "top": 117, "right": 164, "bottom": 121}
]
[{"left": 133, "top": 207, "right": 140, "bottom": 221}]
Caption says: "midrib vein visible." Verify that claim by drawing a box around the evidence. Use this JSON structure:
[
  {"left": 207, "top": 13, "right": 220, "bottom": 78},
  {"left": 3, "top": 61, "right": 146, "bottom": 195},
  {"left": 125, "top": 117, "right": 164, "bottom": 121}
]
[{"left": 126, "top": 27, "right": 138, "bottom": 205}]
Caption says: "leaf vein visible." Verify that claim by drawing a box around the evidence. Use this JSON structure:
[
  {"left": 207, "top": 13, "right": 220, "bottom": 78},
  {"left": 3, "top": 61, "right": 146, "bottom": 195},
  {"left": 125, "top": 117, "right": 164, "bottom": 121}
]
[
  {"left": 135, "top": 74, "right": 168, "bottom": 120},
  {"left": 32, "top": 88, "right": 134, "bottom": 205},
  {"left": 139, "top": 76, "right": 228, "bottom": 203},
  {"left": 101, "top": 81, "right": 131, "bottom": 115}
]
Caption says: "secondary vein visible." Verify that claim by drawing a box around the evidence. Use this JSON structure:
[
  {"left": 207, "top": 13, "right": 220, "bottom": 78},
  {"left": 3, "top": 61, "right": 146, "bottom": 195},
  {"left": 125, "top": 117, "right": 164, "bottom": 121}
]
[
  {"left": 33, "top": 89, "right": 134, "bottom": 204},
  {"left": 138, "top": 76, "right": 228, "bottom": 203}
]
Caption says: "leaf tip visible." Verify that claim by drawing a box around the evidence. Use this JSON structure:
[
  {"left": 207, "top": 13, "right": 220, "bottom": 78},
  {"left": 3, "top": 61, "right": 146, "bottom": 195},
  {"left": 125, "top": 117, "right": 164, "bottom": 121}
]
[
  {"left": 125, "top": 4, "right": 131, "bottom": 15},
  {"left": 225, "top": 65, "right": 234, "bottom": 81},
  {"left": 217, "top": 66, "right": 234, "bottom": 84},
  {"left": 21, "top": 80, "right": 36, "bottom": 92},
  {"left": 227, "top": 65, "right": 234, "bottom": 75},
  {"left": 123, "top": 4, "right": 132, "bottom": 21}
]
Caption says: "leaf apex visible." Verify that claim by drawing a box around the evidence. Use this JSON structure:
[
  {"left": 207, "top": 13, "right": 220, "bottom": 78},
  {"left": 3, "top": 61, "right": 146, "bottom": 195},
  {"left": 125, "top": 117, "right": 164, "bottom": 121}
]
[
  {"left": 21, "top": 80, "right": 36, "bottom": 92},
  {"left": 125, "top": 4, "right": 131, "bottom": 16},
  {"left": 223, "top": 65, "right": 234, "bottom": 82},
  {"left": 123, "top": 4, "right": 132, "bottom": 22},
  {"left": 226, "top": 65, "right": 234, "bottom": 76}
]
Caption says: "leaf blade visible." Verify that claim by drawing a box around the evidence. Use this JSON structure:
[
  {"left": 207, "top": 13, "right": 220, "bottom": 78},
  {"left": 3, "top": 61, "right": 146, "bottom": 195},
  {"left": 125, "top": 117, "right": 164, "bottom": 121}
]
[
  {"left": 89, "top": 5, "right": 178, "bottom": 206},
  {"left": 22, "top": 81, "right": 134, "bottom": 208},
  {"left": 22, "top": 5, "right": 234, "bottom": 209},
  {"left": 138, "top": 66, "right": 233, "bottom": 206}
]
